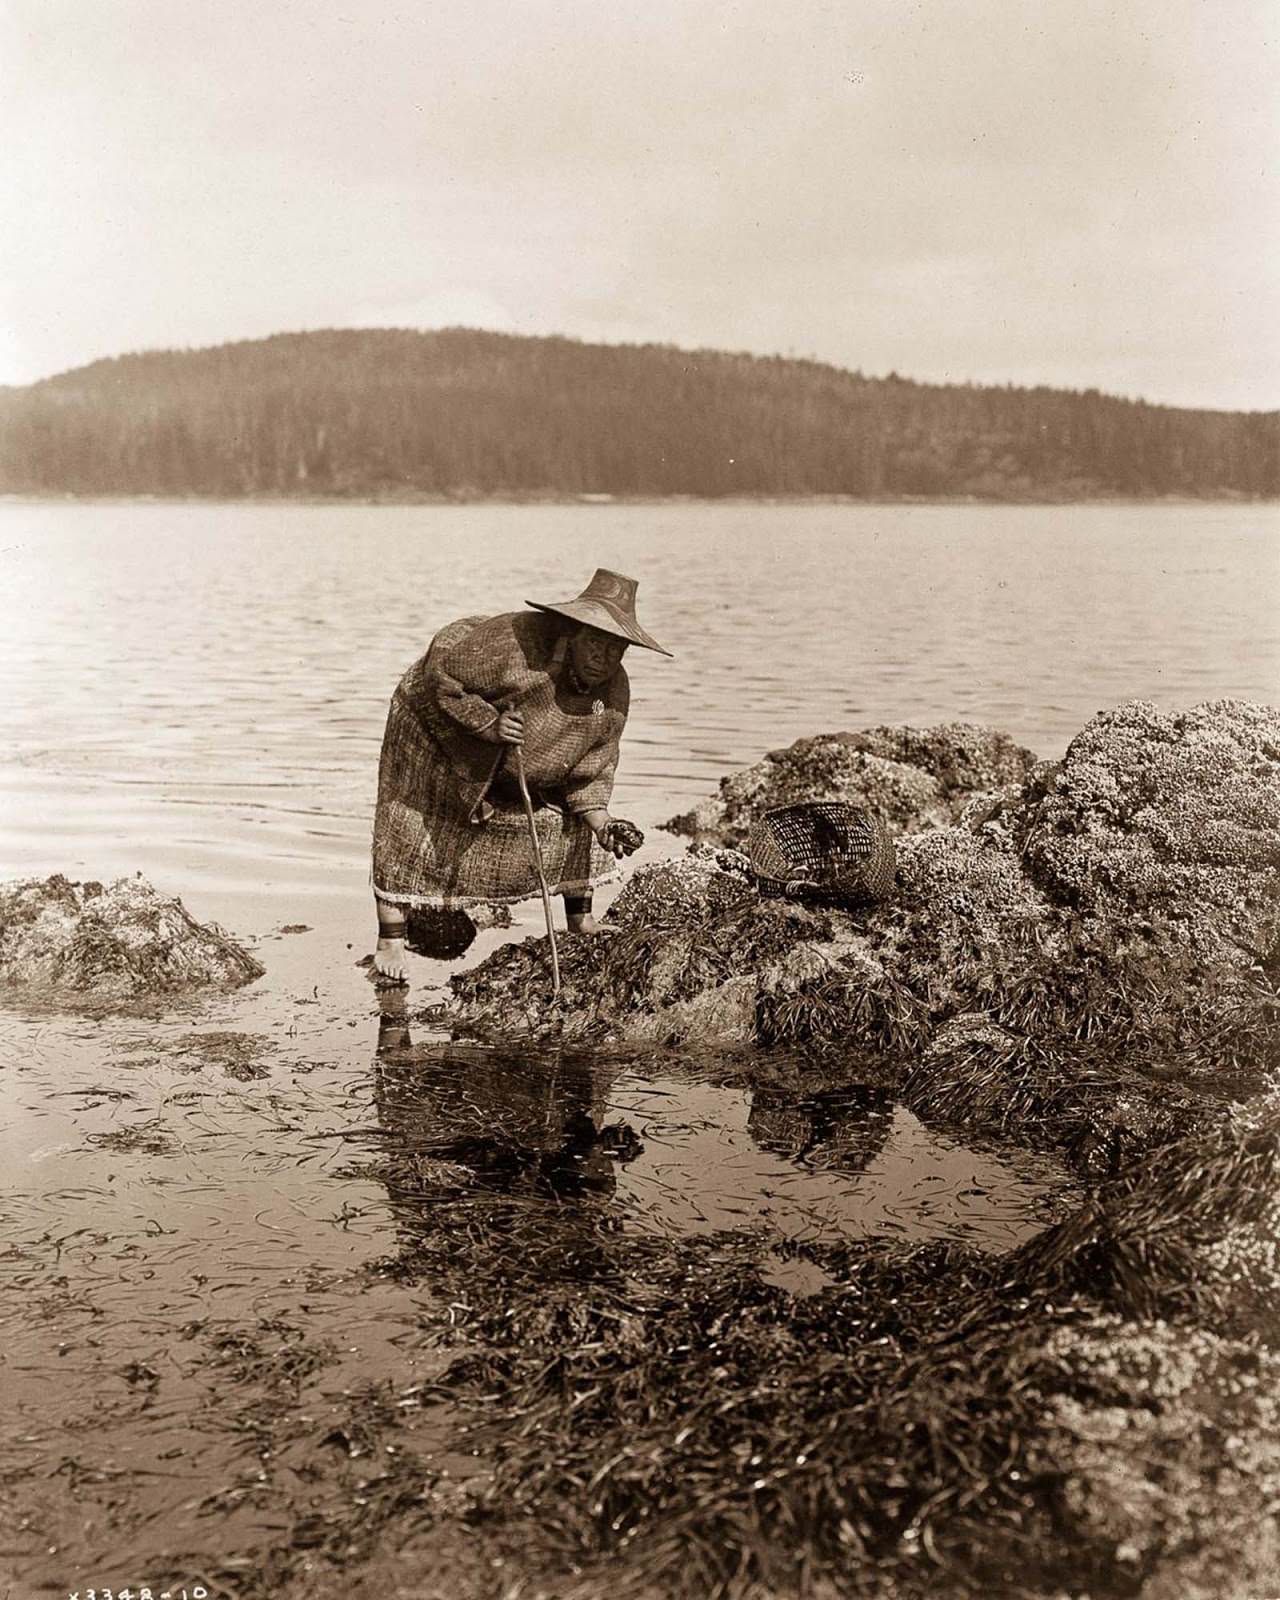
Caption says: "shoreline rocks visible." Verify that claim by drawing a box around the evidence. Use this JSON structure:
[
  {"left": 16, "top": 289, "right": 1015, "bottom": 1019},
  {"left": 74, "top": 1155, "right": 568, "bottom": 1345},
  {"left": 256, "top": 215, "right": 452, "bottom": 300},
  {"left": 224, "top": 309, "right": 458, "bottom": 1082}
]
[
  {"left": 440, "top": 700, "right": 1280, "bottom": 1161},
  {"left": 0, "top": 873, "right": 263, "bottom": 1000},
  {"left": 663, "top": 720, "right": 1041, "bottom": 842}
]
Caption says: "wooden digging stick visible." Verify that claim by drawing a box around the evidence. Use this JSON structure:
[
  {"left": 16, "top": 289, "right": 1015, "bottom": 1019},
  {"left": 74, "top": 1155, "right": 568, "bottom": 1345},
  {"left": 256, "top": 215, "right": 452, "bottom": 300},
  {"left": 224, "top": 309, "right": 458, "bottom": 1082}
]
[{"left": 514, "top": 747, "right": 561, "bottom": 998}]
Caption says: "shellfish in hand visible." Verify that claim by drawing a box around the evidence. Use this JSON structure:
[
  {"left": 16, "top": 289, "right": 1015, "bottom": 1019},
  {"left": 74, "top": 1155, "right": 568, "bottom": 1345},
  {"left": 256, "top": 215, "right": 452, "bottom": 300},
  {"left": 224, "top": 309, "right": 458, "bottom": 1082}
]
[{"left": 598, "top": 818, "right": 645, "bottom": 858}]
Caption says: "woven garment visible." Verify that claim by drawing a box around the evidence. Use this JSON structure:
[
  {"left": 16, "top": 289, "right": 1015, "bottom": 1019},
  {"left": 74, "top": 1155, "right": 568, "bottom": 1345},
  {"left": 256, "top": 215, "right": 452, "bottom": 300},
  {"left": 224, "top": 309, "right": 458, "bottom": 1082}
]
[{"left": 371, "top": 612, "right": 628, "bottom": 909}]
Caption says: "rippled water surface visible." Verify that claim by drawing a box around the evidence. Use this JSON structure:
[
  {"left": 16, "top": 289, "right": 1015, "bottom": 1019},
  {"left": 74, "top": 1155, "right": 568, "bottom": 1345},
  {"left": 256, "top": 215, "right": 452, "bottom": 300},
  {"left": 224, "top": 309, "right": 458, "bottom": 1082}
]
[
  {"left": 0, "top": 499, "right": 1276, "bottom": 1588},
  {"left": 2, "top": 501, "right": 1277, "bottom": 922}
]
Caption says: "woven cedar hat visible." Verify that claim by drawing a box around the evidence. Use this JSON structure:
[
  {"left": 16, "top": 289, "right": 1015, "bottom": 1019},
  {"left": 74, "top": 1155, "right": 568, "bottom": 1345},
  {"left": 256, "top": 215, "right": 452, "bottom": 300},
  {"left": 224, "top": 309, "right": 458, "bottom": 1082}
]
[{"left": 528, "top": 569, "right": 672, "bottom": 657}]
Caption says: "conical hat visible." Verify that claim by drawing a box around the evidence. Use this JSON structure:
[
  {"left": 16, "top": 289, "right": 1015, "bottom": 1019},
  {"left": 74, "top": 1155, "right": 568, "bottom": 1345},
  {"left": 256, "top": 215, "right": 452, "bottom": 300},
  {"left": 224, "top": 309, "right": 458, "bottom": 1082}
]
[{"left": 527, "top": 569, "right": 672, "bottom": 656}]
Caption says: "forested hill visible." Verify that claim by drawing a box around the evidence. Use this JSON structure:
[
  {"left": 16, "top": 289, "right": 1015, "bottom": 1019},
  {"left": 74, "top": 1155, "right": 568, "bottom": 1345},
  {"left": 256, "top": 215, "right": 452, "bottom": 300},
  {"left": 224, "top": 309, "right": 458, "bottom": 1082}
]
[{"left": 1, "top": 328, "right": 1276, "bottom": 500}]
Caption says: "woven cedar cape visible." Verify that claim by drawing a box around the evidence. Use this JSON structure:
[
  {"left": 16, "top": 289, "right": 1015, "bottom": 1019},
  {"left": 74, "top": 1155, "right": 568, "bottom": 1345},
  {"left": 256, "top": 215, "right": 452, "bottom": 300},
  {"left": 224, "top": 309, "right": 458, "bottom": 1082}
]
[{"left": 371, "top": 611, "right": 628, "bottom": 909}]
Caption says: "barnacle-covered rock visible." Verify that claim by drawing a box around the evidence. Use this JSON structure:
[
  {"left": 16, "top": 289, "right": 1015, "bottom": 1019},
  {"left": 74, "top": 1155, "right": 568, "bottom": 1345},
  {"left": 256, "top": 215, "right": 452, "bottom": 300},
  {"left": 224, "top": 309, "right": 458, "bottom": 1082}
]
[
  {"left": 1027, "top": 1318, "right": 1280, "bottom": 1600},
  {"left": 1019, "top": 698, "right": 1280, "bottom": 963},
  {"left": 838, "top": 722, "right": 1040, "bottom": 798},
  {"left": 447, "top": 702, "right": 1280, "bottom": 1118},
  {"left": 608, "top": 850, "right": 756, "bottom": 931},
  {"left": 893, "top": 826, "right": 1056, "bottom": 956},
  {"left": 0, "top": 873, "right": 263, "bottom": 1001},
  {"left": 664, "top": 721, "right": 1039, "bottom": 844}
]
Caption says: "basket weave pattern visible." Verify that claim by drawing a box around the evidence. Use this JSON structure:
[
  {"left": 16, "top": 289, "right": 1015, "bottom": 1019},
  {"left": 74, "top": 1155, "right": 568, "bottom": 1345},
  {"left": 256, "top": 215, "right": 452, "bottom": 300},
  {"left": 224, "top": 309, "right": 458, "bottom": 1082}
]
[{"left": 746, "top": 802, "right": 896, "bottom": 906}]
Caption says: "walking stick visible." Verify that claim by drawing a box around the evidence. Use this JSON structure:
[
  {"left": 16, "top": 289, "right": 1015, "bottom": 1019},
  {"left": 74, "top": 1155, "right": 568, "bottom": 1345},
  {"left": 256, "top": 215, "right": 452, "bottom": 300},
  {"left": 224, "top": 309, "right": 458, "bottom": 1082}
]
[{"left": 513, "top": 747, "right": 561, "bottom": 999}]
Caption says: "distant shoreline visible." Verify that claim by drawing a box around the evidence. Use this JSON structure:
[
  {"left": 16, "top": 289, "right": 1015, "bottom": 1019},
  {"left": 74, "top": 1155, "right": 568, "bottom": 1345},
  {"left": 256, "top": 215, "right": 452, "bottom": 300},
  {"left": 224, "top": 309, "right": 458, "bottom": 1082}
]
[
  {"left": 7, "top": 331, "right": 1273, "bottom": 503},
  {"left": 3, "top": 490, "right": 1276, "bottom": 509}
]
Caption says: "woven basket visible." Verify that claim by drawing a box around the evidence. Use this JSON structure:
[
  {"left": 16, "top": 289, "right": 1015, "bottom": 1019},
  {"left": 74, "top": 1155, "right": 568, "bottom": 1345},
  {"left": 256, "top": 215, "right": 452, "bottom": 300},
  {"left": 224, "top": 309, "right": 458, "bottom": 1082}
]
[{"left": 745, "top": 801, "right": 896, "bottom": 906}]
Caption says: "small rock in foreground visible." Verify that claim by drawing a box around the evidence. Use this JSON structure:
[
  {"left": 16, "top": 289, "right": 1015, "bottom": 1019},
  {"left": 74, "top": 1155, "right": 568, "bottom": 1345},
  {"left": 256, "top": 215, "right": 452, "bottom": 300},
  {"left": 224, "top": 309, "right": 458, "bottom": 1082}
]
[{"left": 0, "top": 873, "right": 263, "bottom": 1000}]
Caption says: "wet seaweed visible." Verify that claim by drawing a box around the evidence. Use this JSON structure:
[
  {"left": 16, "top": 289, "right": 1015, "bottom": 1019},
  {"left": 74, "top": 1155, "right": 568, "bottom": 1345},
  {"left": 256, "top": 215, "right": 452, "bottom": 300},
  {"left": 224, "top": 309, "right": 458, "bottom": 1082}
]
[
  {"left": 0, "top": 873, "right": 263, "bottom": 999},
  {"left": 1011, "top": 1098, "right": 1280, "bottom": 1329},
  {"left": 351, "top": 1095, "right": 1280, "bottom": 1600}
]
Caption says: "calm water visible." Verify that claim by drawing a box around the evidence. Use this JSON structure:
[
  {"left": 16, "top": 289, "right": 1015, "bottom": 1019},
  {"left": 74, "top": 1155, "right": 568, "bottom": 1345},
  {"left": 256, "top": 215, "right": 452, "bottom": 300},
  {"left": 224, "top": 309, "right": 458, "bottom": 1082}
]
[
  {"left": 1, "top": 500, "right": 1277, "bottom": 934},
  {"left": 0, "top": 500, "right": 1275, "bottom": 1587}
]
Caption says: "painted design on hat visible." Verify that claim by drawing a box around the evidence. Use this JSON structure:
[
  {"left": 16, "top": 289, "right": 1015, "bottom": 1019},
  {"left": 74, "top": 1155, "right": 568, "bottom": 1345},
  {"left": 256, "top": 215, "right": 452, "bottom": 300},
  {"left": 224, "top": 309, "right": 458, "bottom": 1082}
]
[{"left": 526, "top": 568, "right": 672, "bottom": 657}]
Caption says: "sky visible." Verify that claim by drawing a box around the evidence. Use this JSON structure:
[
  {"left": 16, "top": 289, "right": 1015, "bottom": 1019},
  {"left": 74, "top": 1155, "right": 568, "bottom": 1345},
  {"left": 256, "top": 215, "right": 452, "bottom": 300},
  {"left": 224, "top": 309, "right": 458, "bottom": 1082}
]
[{"left": 1, "top": 0, "right": 1276, "bottom": 409}]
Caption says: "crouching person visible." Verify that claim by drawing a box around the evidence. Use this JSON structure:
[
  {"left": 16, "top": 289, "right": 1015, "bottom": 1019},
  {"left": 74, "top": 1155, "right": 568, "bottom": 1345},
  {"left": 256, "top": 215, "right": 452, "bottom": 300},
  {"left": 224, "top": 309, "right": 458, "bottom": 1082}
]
[{"left": 370, "top": 569, "right": 668, "bottom": 984}]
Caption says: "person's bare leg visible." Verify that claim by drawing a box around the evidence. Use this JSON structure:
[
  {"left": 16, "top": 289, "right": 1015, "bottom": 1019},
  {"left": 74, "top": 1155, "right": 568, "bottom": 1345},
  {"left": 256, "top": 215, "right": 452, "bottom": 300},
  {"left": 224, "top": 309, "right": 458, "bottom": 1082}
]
[
  {"left": 563, "top": 892, "right": 614, "bottom": 935},
  {"left": 373, "top": 898, "right": 409, "bottom": 983}
]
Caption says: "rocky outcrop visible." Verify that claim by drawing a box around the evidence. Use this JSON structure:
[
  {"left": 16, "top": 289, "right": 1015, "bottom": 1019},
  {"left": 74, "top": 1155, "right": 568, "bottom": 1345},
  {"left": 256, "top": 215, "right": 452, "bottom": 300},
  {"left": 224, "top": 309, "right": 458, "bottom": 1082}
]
[
  {"left": 664, "top": 720, "right": 1040, "bottom": 843},
  {"left": 399, "top": 708, "right": 1280, "bottom": 1600},
  {"left": 1015, "top": 699, "right": 1280, "bottom": 961},
  {"left": 1001, "top": 1096, "right": 1280, "bottom": 1597},
  {"left": 442, "top": 701, "right": 1280, "bottom": 1152},
  {"left": 1024, "top": 1315, "right": 1280, "bottom": 1600},
  {"left": 0, "top": 873, "right": 263, "bottom": 1000}
]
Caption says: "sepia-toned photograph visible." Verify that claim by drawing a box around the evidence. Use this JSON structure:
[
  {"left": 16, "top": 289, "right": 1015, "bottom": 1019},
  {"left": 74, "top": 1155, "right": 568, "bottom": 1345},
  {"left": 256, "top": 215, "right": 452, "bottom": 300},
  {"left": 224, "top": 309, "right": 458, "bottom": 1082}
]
[{"left": 1, "top": 3, "right": 1277, "bottom": 1597}]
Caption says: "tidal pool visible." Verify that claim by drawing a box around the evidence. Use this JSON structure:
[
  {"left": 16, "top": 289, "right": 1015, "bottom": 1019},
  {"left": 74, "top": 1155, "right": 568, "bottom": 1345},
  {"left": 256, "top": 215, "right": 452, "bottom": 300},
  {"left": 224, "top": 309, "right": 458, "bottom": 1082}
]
[
  {"left": 0, "top": 971, "right": 1076, "bottom": 1596},
  {"left": 369, "top": 1035, "right": 1080, "bottom": 1261}
]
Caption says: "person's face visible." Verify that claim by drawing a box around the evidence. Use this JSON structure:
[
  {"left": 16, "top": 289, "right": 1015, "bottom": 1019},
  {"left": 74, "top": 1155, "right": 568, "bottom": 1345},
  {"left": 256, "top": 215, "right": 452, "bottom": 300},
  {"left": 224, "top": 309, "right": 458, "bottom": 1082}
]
[{"left": 571, "top": 625, "right": 628, "bottom": 686}]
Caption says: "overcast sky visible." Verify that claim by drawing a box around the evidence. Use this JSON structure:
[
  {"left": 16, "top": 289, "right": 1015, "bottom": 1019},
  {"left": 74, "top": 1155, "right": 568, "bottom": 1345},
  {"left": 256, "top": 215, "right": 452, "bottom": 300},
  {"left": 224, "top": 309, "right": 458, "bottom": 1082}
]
[{"left": 2, "top": 0, "right": 1276, "bottom": 408}]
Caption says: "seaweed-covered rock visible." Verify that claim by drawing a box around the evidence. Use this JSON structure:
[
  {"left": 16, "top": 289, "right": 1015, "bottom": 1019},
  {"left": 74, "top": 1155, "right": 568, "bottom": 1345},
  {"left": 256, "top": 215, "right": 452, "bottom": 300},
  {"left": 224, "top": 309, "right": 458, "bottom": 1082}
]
[
  {"left": 448, "top": 858, "right": 831, "bottom": 1045},
  {"left": 664, "top": 721, "right": 1039, "bottom": 844},
  {"left": 1015, "top": 1096, "right": 1280, "bottom": 1340},
  {"left": 0, "top": 873, "right": 263, "bottom": 1000},
  {"left": 1008, "top": 1130, "right": 1280, "bottom": 1589},
  {"left": 446, "top": 702, "right": 1280, "bottom": 1139},
  {"left": 1027, "top": 1318, "right": 1280, "bottom": 1600}
]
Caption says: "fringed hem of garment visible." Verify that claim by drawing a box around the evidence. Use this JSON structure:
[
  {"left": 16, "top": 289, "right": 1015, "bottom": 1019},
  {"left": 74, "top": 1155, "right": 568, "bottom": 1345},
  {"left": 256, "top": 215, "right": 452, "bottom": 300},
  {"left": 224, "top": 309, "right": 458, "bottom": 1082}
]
[{"left": 370, "top": 864, "right": 622, "bottom": 912}]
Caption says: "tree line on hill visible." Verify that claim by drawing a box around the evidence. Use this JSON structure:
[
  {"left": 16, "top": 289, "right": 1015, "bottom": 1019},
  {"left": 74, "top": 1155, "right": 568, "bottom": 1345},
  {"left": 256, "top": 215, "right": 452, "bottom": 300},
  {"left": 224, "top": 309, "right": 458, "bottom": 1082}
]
[{"left": 0, "top": 328, "right": 1275, "bottom": 499}]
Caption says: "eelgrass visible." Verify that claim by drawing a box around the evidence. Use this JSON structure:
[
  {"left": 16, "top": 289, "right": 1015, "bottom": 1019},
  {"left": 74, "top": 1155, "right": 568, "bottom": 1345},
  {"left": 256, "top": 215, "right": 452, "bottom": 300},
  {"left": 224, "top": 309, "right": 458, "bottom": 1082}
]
[
  {"left": 383, "top": 1186, "right": 1055, "bottom": 1599},
  {"left": 360, "top": 1096, "right": 1280, "bottom": 1600},
  {"left": 1011, "top": 1098, "right": 1280, "bottom": 1326}
]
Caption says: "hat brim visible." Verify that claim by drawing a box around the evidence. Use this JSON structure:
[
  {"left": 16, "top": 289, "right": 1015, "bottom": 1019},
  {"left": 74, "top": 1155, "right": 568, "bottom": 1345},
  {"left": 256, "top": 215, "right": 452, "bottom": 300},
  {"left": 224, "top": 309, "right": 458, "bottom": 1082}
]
[{"left": 527, "top": 600, "right": 673, "bottom": 657}]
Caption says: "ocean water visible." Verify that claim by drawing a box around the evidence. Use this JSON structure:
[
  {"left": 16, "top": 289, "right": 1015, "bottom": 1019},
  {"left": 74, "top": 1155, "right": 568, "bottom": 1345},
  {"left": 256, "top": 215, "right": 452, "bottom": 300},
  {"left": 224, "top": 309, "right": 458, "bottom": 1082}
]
[
  {"left": 0, "top": 498, "right": 1275, "bottom": 1586},
  {"left": 1, "top": 498, "right": 1276, "bottom": 934}
]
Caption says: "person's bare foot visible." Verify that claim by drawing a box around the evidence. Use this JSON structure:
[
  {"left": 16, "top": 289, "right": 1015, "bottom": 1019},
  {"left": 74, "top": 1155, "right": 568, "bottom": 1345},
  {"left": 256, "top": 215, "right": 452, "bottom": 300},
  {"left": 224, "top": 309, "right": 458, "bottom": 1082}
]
[
  {"left": 564, "top": 913, "right": 617, "bottom": 936},
  {"left": 373, "top": 935, "right": 409, "bottom": 984}
]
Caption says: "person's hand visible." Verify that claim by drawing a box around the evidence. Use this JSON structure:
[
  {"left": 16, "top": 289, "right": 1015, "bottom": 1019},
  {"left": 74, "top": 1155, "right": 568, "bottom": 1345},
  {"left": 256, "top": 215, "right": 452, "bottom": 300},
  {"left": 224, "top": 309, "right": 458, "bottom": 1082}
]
[
  {"left": 597, "top": 818, "right": 645, "bottom": 859},
  {"left": 496, "top": 709, "right": 525, "bottom": 745}
]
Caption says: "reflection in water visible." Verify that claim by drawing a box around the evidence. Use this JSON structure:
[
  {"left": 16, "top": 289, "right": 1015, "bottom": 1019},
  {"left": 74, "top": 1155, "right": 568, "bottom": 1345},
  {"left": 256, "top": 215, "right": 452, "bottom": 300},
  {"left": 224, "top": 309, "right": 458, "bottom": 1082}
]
[
  {"left": 375, "top": 998, "right": 634, "bottom": 1205},
  {"left": 748, "top": 1085, "right": 894, "bottom": 1173},
  {"left": 372, "top": 996, "right": 1075, "bottom": 1254}
]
